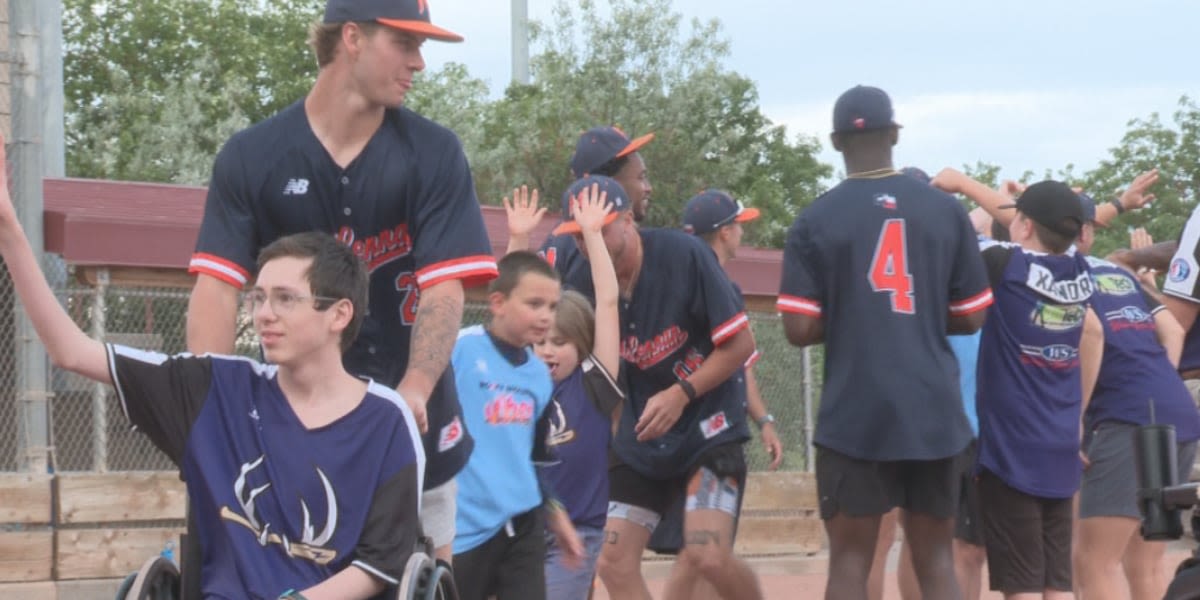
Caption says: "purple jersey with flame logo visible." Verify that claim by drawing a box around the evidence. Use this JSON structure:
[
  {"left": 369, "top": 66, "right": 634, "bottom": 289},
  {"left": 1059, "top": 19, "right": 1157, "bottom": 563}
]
[
  {"left": 106, "top": 346, "right": 422, "bottom": 599},
  {"left": 976, "top": 241, "right": 1093, "bottom": 498},
  {"left": 560, "top": 229, "right": 750, "bottom": 479},
  {"left": 190, "top": 101, "right": 497, "bottom": 488}
]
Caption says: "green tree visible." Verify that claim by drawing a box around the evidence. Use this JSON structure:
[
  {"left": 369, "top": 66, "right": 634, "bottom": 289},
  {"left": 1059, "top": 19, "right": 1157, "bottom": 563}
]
[{"left": 64, "top": 0, "right": 322, "bottom": 182}]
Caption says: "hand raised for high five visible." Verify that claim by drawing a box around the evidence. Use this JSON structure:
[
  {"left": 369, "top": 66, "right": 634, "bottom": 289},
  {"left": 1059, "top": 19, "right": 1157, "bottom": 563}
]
[
  {"left": 503, "top": 185, "right": 545, "bottom": 253},
  {"left": 570, "top": 182, "right": 613, "bottom": 235},
  {"left": 1118, "top": 169, "right": 1159, "bottom": 211}
]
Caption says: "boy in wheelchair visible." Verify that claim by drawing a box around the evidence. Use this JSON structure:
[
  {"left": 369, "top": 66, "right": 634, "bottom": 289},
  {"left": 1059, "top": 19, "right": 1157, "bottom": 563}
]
[{"left": 0, "top": 157, "right": 429, "bottom": 599}]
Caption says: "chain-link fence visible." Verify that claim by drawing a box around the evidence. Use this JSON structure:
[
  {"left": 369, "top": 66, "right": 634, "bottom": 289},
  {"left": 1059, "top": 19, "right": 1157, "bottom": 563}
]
[{"left": 1, "top": 273, "right": 822, "bottom": 474}]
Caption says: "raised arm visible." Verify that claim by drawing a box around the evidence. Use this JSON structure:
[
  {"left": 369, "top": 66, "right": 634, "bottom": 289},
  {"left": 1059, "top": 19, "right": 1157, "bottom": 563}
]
[
  {"left": 503, "top": 186, "right": 546, "bottom": 255},
  {"left": 186, "top": 275, "right": 241, "bottom": 354},
  {"left": 0, "top": 140, "right": 109, "bottom": 383},
  {"left": 570, "top": 182, "right": 620, "bottom": 377},
  {"left": 1091, "top": 168, "right": 1159, "bottom": 226},
  {"left": 931, "top": 168, "right": 1019, "bottom": 228}
]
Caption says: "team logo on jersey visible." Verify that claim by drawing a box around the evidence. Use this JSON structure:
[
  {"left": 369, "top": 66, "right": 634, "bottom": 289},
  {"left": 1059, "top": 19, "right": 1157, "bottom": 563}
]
[
  {"left": 546, "top": 399, "right": 575, "bottom": 446},
  {"left": 1169, "top": 258, "right": 1192, "bottom": 283},
  {"left": 1025, "top": 264, "right": 1094, "bottom": 303},
  {"left": 1093, "top": 272, "right": 1137, "bottom": 296},
  {"left": 1029, "top": 301, "right": 1086, "bottom": 332},
  {"left": 700, "top": 411, "right": 731, "bottom": 440},
  {"left": 621, "top": 326, "right": 689, "bottom": 370},
  {"left": 438, "top": 416, "right": 465, "bottom": 452},
  {"left": 874, "top": 194, "right": 897, "bottom": 210},
  {"left": 219, "top": 455, "right": 339, "bottom": 564},
  {"left": 1104, "top": 306, "right": 1156, "bottom": 331},
  {"left": 482, "top": 383, "right": 537, "bottom": 425},
  {"left": 337, "top": 224, "right": 414, "bottom": 272},
  {"left": 282, "top": 178, "right": 310, "bottom": 196},
  {"left": 1018, "top": 344, "right": 1079, "bottom": 369}
]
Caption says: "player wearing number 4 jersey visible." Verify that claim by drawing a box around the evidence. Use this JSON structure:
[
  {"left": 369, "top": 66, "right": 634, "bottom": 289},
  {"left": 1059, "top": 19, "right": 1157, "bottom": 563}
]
[{"left": 779, "top": 85, "right": 993, "bottom": 600}]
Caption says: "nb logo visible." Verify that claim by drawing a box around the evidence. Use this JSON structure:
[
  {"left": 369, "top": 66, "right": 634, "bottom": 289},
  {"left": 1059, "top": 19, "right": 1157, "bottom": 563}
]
[{"left": 283, "top": 178, "right": 310, "bottom": 196}]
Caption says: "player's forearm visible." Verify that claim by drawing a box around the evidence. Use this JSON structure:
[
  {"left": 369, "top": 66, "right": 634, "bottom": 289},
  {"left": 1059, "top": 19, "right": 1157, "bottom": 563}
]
[
  {"left": 505, "top": 233, "right": 530, "bottom": 255},
  {"left": 400, "top": 280, "right": 465, "bottom": 398},
  {"left": 1154, "top": 309, "right": 1186, "bottom": 368},
  {"left": 782, "top": 313, "right": 824, "bottom": 347},
  {"left": 1163, "top": 294, "right": 1200, "bottom": 334},
  {"left": 1079, "top": 309, "right": 1104, "bottom": 418},
  {"left": 686, "top": 328, "right": 755, "bottom": 397},
  {"left": 1110, "top": 241, "right": 1178, "bottom": 273},
  {"left": 300, "top": 565, "right": 384, "bottom": 600},
  {"left": 744, "top": 368, "right": 768, "bottom": 421},
  {"left": 186, "top": 275, "right": 240, "bottom": 354},
  {"left": 959, "top": 178, "right": 1015, "bottom": 228},
  {"left": 0, "top": 225, "right": 110, "bottom": 382}
]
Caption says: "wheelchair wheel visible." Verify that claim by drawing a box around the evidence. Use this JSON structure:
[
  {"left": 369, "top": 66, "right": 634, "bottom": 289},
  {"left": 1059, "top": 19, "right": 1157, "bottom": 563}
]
[
  {"left": 121, "top": 555, "right": 180, "bottom": 600},
  {"left": 419, "top": 561, "right": 458, "bottom": 600},
  {"left": 397, "top": 551, "right": 435, "bottom": 600}
]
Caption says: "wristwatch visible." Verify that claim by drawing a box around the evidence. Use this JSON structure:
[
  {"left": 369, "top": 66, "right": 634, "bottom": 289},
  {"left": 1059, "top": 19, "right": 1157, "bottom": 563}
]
[{"left": 755, "top": 414, "right": 776, "bottom": 429}]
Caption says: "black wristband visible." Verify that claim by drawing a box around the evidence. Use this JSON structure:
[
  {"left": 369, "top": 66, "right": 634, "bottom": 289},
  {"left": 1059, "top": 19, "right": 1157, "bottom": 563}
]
[
  {"left": 676, "top": 379, "right": 698, "bottom": 402},
  {"left": 1110, "top": 197, "right": 1126, "bottom": 214}
]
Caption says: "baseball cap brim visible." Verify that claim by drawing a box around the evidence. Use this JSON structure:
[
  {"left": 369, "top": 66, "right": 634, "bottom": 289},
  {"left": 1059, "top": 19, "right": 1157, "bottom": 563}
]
[
  {"left": 615, "top": 132, "right": 655, "bottom": 160},
  {"left": 551, "top": 212, "right": 621, "bottom": 236},
  {"left": 376, "top": 18, "right": 464, "bottom": 42},
  {"left": 735, "top": 207, "right": 761, "bottom": 223}
]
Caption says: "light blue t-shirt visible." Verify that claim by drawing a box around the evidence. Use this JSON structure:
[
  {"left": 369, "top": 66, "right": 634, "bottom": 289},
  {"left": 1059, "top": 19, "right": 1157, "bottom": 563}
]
[
  {"left": 948, "top": 332, "right": 981, "bottom": 436},
  {"left": 450, "top": 325, "right": 553, "bottom": 554}
]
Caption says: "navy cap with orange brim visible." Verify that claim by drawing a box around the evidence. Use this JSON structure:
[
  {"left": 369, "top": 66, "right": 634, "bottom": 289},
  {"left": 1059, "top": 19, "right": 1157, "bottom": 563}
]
[
  {"left": 552, "top": 175, "right": 632, "bottom": 236},
  {"left": 681, "top": 189, "right": 760, "bottom": 235},
  {"left": 325, "top": 0, "right": 464, "bottom": 43},
  {"left": 569, "top": 126, "right": 655, "bottom": 179}
]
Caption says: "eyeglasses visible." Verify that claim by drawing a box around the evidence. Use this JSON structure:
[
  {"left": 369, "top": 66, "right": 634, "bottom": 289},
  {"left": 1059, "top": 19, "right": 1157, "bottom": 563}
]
[{"left": 241, "top": 289, "right": 339, "bottom": 315}]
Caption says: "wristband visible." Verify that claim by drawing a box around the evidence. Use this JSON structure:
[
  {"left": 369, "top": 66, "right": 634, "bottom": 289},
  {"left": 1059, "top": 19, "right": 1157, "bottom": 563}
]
[
  {"left": 755, "top": 414, "right": 776, "bottom": 429},
  {"left": 1110, "top": 197, "right": 1126, "bottom": 214},
  {"left": 676, "top": 379, "right": 698, "bottom": 402},
  {"left": 278, "top": 590, "right": 309, "bottom": 600}
]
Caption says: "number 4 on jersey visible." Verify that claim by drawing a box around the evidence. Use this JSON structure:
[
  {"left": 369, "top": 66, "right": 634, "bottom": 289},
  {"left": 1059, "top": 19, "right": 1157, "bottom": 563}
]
[{"left": 869, "top": 219, "right": 915, "bottom": 314}]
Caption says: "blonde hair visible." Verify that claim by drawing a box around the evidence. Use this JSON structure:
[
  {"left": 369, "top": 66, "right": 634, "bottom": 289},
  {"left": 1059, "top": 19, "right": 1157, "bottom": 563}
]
[
  {"left": 307, "top": 20, "right": 382, "bottom": 68},
  {"left": 555, "top": 290, "right": 595, "bottom": 359}
]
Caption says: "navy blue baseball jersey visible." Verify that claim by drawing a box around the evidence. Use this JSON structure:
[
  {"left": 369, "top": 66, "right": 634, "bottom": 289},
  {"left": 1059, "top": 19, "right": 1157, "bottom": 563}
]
[
  {"left": 1085, "top": 256, "right": 1200, "bottom": 441},
  {"left": 190, "top": 101, "right": 497, "bottom": 488},
  {"left": 975, "top": 241, "right": 1093, "bottom": 499},
  {"left": 1164, "top": 203, "right": 1200, "bottom": 372},
  {"left": 561, "top": 228, "right": 750, "bottom": 479},
  {"left": 107, "top": 345, "right": 422, "bottom": 599},
  {"left": 778, "top": 174, "right": 993, "bottom": 461}
]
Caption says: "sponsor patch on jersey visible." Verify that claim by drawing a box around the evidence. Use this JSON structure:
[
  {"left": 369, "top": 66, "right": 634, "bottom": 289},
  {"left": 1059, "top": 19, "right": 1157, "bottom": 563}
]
[
  {"left": 1025, "top": 263, "right": 1094, "bottom": 303},
  {"left": 1029, "top": 301, "right": 1086, "bottom": 332},
  {"left": 438, "top": 416, "right": 464, "bottom": 453},
  {"left": 1104, "top": 305, "right": 1156, "bottom": 331},
  {"left": 1018, "top": 344, "right": 1079, "bottom": 369},
  {"left": 699, "top": 411, "right": 731, "bottom": 440},
  {"left": 1093, "top": 272, "right": 1138, "bottom": 296},
  {"left": 1169, "top": 258, "right": 1192, "bottom": 283},
  {"left": 874, "top": 194, "right": 897, "bottom": 210}
]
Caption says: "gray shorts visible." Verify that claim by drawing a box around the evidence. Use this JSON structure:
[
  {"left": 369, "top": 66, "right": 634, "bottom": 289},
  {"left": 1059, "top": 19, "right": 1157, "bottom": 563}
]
[
  {"left": 420, "top": 478, "right": 457, "bottom": 549},
  {"left": 1079, "top": 422, "right": 1197, "bottom": 519}
]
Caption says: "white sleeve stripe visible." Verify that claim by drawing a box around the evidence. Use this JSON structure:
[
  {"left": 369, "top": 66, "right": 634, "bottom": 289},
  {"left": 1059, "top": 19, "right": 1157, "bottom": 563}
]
[
  {"left": 188, "top": 257, "right": 249, "bottom": 286},
  {"left": 105, "top": 344, "right": 132, "bottom": 423},
  {"left": 777, "top": 297, "right": 821, "bottom": 315},
  {"left": 582, "top": 355, "right": 625, "bottom": 399},
  {"left": 949, "top": 290, "right": 994, "bottom": 314},
  {"left": 712, "top": 314, "right": 749, "bottom": 343},
  {"left": 416, "top": 260, "right": 497, "bottom": 286},
  {"left": 351, "top": 560, "right": 399, "bottom": 586}
]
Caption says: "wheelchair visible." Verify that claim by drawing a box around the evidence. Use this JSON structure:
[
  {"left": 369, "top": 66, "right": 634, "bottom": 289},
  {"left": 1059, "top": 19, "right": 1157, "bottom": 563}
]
[
  {"left": 115, "top": 513, "right": 458, "bottom": 600},
  {"left": 1134, "top": 423, "right": 1200, "bottom": 599}
]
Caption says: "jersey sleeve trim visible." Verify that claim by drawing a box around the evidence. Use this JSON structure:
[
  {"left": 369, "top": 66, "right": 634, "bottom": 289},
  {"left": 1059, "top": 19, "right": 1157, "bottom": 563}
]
[
  {"left": 188, "top": 253, "right": 250, "bottom": 288},
  {"left": 105, "top": 344, "right": 132, "bottom": 423},
  {"left": 744, "top": 349, "right": 762, "bottom": 369},
  {"left": 350, "top": 559, "right": 399, "bottom": 586},
  {"left": 581, "top": 355, "right": 625, "bottom": 400},
  {"left": 1163, "top": 288, "right": 1200, "bottom": 306},
  {"left": 949, "top": 288, "right": 995, "bottom": 315},
  {"left": 415, "top": 255, "right": 499, "bottom": 290},
  {"left": 776, "top": 294, "right": 822, "bottom": 317},
  {"left": 711, "top": 312, "right": 750, "bottom": 346}
]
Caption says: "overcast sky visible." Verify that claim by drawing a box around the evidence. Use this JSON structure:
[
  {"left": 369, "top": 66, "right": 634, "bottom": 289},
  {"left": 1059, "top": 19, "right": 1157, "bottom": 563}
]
[{"left": 414, "top": 0, "right": 1197, "bottom": 182}]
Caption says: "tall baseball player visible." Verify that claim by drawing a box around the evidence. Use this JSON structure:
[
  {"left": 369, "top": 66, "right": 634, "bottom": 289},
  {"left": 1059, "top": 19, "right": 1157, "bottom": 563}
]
[
  {"left": 548, "top": 177, "right": 762, "bottom": 599},
  {"left": 186, "top": 0, "right": 497, "bottom": 565},
  {"left": 779, "top": 85, "right": 993, "bottom": 600}
]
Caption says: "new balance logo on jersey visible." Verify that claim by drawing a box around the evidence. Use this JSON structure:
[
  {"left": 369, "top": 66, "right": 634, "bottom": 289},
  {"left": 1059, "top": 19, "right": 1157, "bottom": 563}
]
[
  {"left": 1025, "top": 264, "right": 1094, "bottom": 304},
  {"left": 700, "top": 411, "right": 731, "bottom": 439},
  {"left": 282, "top": 178, "right": 310, "bottom": 196}
]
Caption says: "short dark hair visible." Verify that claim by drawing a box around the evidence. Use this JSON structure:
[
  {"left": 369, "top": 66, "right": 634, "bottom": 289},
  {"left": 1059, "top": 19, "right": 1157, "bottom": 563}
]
[
  {"left": 590, "top": 154, "right": 631, "bottom": 178},
  {"left": 307, "top": 20, "right": 382, "bottom": 67},
  {"left": 257, "top": 232, "right": 369, "bottom": 351},
  {"left": 490, "top": 251, "right": 559, "bottom": 296},
  {"left": 1029, "top": 219, "right": 1076, "bottom": 254}
]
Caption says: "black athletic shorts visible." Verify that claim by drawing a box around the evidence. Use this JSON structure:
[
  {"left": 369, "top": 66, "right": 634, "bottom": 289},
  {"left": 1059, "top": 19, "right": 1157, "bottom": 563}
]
[
  {"left": 955, "top": 440, "right": 985, "bottom": 546},
  {"left": 452, "top": 508, "right": 546, "bottom": 600},
  {"left": 977, "top": 469, "right": 1072, "bottom": 593},
  {"left": 814, "top": 444, "right": 964, "bottom": 520}
]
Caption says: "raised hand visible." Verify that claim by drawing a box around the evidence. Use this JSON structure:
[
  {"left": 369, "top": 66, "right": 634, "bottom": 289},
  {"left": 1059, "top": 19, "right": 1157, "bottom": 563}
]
[
  {"left": 503, "top": 185, "right": 545, "bottom": 238},
  {"left": 1118, "top": 169, "right": 1159, "bottom": 211},
  {"left": 570, "top": 182, "right": 612, "bottom": 235}
]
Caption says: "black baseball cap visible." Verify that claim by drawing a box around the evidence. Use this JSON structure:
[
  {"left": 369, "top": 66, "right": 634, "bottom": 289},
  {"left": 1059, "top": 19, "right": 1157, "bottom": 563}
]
[
  {"left": 833, "top": 85, "right": 902, "bottom": 133},
  {"left": 681, "top": 189, "right": 760, "bottom": 235},
  {"left": 324, "top": 0, "right": 464, "bottom": 43},
  {"left": 569, "top": 126, "right": 655, "bottom": 179},
  {"left": 552, "top": 175, "right": 633, "bottom": 236},
  {"left": 1000, "top": 180, "right": 1085, "bottom": 238}
]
